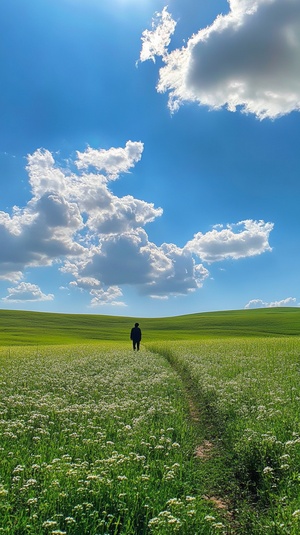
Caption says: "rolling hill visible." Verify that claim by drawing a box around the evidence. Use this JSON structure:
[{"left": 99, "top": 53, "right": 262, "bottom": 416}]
[{"left": 0, "top": 307, "right": 299, "bottom": 345}]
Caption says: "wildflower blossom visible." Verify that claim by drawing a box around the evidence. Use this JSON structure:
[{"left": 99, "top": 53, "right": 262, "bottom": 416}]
[
  {"left": 205, "top": 515, "right": 216, "bottom": 521},
  {"left": 263, "top": 466, "right": 274, "bottom": 475},
  {"left": 42, "top": 520, "right": 58, "bottom": 528}
]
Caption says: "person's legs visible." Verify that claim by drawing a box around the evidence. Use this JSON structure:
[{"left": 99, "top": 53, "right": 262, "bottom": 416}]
[
  {"left": 136, "top": 341, "right": 140, "bottom": 351},
  {"left": 133, "top": 340, "right": 136, "bottom": 350}
]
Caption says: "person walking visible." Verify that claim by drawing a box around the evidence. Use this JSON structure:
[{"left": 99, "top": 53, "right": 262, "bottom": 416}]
[{"left": 130, "top": 322, "right": 142, "bottom": 351}]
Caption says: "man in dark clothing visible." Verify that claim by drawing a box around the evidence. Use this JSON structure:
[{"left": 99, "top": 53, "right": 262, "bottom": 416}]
[{"left": 130, "top": 322, "right": 142, "bottom": 351}]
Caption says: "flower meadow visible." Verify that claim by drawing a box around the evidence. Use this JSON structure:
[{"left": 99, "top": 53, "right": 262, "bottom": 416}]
[
  {"left": 148, "top": 338, "right": 300, "bottom": 534},
  {"left": 1, "top": 339, "right": 300, "bottom": 534},
  {"left": 0, "top": 345, "right": 224, "bottom": 535}
]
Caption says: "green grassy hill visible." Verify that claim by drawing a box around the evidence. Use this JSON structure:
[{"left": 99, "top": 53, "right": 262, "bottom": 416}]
[{"left": 0, "top": 307, "right": 300, "bottom": 345}]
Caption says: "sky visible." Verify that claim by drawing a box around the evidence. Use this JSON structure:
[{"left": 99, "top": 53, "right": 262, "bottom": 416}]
[{"left": 0, "top": 0, "right": 299, "bottom": 317}]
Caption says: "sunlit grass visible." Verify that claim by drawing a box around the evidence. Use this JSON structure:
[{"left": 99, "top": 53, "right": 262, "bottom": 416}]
[
  {"left": 0, "top": 307, "right": 300, "bottom": 346},
  {"left": 2, "top": 308, "right": 300, "bottom": 534},
  {"left": 0, "top": 344, "right": 223, "bottom": 535},
  {"left": 148, "top": 338, "right": 300, "bottom": 534}
]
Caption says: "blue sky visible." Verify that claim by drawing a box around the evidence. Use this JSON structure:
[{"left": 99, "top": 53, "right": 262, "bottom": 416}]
[{"left": 0, "top": 0, "right": 299, "bottom": 317}]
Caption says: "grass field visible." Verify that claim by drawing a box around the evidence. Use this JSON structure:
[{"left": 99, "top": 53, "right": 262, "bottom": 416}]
[
  {"left": 0, "top": 308, "right": 300, "bottom": 534},
  {"left": 0, "top": 307, "right": 300, "bottom": 345},
  {"left": 0, "top": 344, "right": 225, "bottom": 535},
  {"left": 148, "top": 337, "right": 300, "bottom": 534}
]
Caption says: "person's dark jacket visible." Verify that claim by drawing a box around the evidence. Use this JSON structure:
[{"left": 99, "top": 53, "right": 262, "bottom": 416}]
[{"left": 130, "top": 326, "right": 142, "bottom": 342}]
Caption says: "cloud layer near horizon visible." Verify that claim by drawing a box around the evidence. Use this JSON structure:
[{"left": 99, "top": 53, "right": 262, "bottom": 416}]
[
  {"left": 140, "top": 0, "right": 300, "bottom": 119},
  {"left": 245, "top": 297, "right": 298, "bottom": 308},
  {"left": 1, "top": 142, "right": 273, "bottom": 305}
]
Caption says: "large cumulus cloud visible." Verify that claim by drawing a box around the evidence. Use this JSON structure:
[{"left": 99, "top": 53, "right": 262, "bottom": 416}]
[
  {"left": 185, "top": 220, "right": 273, "bottom": 263},
  {"left": 140, "top": 0, "right": 300, "bottom": 119},
  {"left": 0, "top": 141, "right": 273, "bottom": 306}
]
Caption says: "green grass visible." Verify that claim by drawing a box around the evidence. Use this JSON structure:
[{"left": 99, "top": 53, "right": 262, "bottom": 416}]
[
  {"left": 148, "top": 338, "right": 300, "bottom": 534},
  {"left": 1, "top": 308, "right": 300, "bottom": 533},
  {"left": 0, "top": 344, "right": 223, "bottom": 535},
  {"left": 0, "top": 307, "right": 300, "bottom": 345}
]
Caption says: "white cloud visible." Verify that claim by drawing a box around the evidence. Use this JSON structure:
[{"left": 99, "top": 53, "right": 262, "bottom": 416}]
[
  {"left": 245, "top": 297, "right": 298, "bottom": 308},
  {"left": 0, "top": 143, "right": 274, "bottom": 306},
  {"left": 0, "top": 191, "right": 84, "bottom": 281},
  {"left": 143, "top": 242, "right": 209, "bottom": 297},
  {"left": 69, "top": 277, "right": 101, "bottom": 290},
  {"left": 0, "top": 142, "right": 151, "bottom": 286},
  {"left": 86, "top": 194, "right": 163, "bottom": 234},
  {"left": 3, "top": 282, "right": 54, "bottom": 302},
  {"left": 65, "top": 230, "right": 209, "bottom": 299},
  {"left": 139, "top": 6, "right": 177, "bottom": 63},
  {"left": 27, "top": 149, "right": 67, "bottom": 198},
  {"left": 185, "top": 220, "right": 273, "bottom": 263},
  {"left": 90, "top": 287, "right": 126, "bottom": 307},
  {"left": 75, "top": 229, "right": 172, "bottom": 287},
  {"left": 141, "top": 1, "right": 300, "bottom": 119},
  {"left": 75, "top": 141, "right": 144, "bottom": 180}
]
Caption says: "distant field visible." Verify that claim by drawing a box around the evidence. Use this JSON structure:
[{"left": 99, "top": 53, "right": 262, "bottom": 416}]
[{"left": 0, "top": 307, "right": 300, "bottom": 345}]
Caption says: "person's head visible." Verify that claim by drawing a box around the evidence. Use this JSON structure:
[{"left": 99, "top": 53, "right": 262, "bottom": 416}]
[{"left": 135, "top": 322, "right": 139, "bottom": 327}]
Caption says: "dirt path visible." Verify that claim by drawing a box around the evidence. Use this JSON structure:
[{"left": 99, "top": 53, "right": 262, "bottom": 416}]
[{"left": 153, "top": 347, "right": 239, "bottom": 534}]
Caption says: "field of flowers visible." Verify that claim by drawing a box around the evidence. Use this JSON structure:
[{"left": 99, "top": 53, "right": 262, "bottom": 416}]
[
  {"left": 148, "top": 338, "right": 300, "bottom": 535},
  {"left": 0, "top": 344, "right": 225, "bottom": 535}
]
